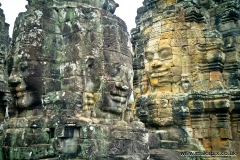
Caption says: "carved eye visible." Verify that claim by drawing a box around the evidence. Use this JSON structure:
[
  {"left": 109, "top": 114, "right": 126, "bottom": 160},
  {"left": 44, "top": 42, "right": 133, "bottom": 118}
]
[
  {"left": 126, "top": 69, "right": 133, "bottom": 81},
  {"left": 145, "top": 52, "right": 154, "bottom": 62},
  {"left": 107, "top": 63, "right": 120, "bottom": 77},
  {"left": 20, "top": 62, "right": 28, "bottom": 71},
  {"left": 160, "top": 50, "right": 172, "bottom": 60},
  {"left": 86, "top": 58, "right": 94, "bottom": 68},
  {"left": 160, "top": 99, "right": 168, "bottom": 107}
]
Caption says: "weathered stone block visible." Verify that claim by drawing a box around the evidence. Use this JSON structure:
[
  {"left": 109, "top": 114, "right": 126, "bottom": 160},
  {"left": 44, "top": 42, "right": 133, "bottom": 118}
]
[
  {"left": 211, "top": 137, "right": 230, "bottom": 147},
  {"left": 191, "top": 22, "right": 204, "bottom": 30},
  {"left": 148, "top": 133, "right": 160, "bottom": 149},
  {"left": 207, "top": 99, "right": 230, "bottom": 110},
  {"left": 202, "top": 138, "right": 211, "bottom": 148},
  {"left": 191, "top": 119, "right": 210, "bottom": 129},
  {"left": 189, "top": 100, "right": 205, "bottom": 112},
  {"left": 161, "top": 23, "right": 175, "bottom": 32},
  {"left": 175, "top": 22, "right": 190, "bottom": 30},
  {"left": 218, "top": 22, "right": 237, "bottom": 32},
  {"left": 172, "top": 55, "right": 182, "bottom": 66},
  {"left": 61, "top": 77, "right": 76, "bottom": 91},
  {"left": 162, "top": 17, "right": 174, "bottom": 26},
  {"left": 156, "top": 130, "right": 168, "bottom": 140},
  {"left": 159, "top": 38, "right": 171, "bottom": 46},
  {"left": 209, "top": 128, "right": 220, "bottom": 138},
  {"left": 143, "top": 27, "right": 152, "bottom": 35},
  {"left": 225, "top": 51, "right": 240, "bottom": 63},
  {"left": 3, "top": 145, "right": 55, "bottom": 159},
  {"left": 111, "top": 131, "right": 134, "bottom": 140},
  {"left": 150, "top": 149, "right": 187, "bottom": 160},
  {"left": 151, "top": 117, "right": 174, "bottom": 127},
  {"left": 159, "top": 108, "right": 173, "bottom": 118},
  {"left": 160, "top": 31, "right": 173, "bottom": 39},
  {"left": 108, "top": 140, "right": 133, "bottom": 156},
  {"left": 191, "top": 54, "right": 206, "bottom": 63},
  {"left": 220, "top": 128, "right": 230, "bottom": 139},
  {"left": 210, "top": 120, "right": 230, "bottom": 128},
  {"left": 210, "top": 71, "right": 223, "bottom": 81},
  {"left": 187, "top": 30, "right": 204, "bottom": 38},
  {"left": 160, "top": 140, "right": 178, "bottom": 149},
  {"left": 237, "top": 122, "right": 240, "bottom": 133},
  {"left": 193, "top": 128, "right": 209, "bottom": 138}
]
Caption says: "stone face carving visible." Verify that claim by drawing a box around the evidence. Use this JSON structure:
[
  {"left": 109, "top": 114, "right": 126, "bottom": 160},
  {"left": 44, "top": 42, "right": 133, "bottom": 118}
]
[
  {"left": 0, "top": 3, "right": 10, "bottom": 122},
  {"left": 101, "top": 29, "right": 133, "bottom": 114},
  {"left": 132, "top": 0, "right": 240, "bottom": 159},
  {"left": 27, "top": 0, "right": 119, "bottom": 14},
  {"left": 1, "top": 1, "right": 148, "bottom": 159},
  {"left": 145, "top": 45, "right": 175, "bottom": 92},
  {"left": 2, "top": 0, "right": 240, "bottom": 159},
  {"left": 7, "top": 0, "right": 132, "bottom": 119},
  {"left": 136, "top": 92, "right": 173, "bottom": 127}
]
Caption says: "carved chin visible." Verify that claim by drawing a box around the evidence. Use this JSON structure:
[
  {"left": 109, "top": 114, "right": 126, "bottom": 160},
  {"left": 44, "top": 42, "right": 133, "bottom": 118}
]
[
  {"left": 17, "top": 97, "right": 32, "bottom": 108},
  {"left": 139, "top": 117, "right": 148, "bottom": 123},
  {"left": 136, "top": 114, "right": 149, "bottom": 123},
  {"left": 150, "top": 77, "right": 172, "bottom": 86},
  {"left": 16, "top": 93, "right": 39, "bottom": 109},
  {"left": 102, "top": 93, "right": 127, "bottom": 114},
  {"left": 149, "top": 117, "right": 174, "bottom": 127}
]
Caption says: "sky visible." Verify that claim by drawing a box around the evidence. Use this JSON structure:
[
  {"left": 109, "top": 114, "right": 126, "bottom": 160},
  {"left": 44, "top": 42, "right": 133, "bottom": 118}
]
[{"left": 0, "top": 0, "right": 143, "bottom": 37}]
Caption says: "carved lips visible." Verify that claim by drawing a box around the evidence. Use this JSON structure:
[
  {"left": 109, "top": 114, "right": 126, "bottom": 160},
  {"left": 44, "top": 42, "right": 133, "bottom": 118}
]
[
  {"left": 109, "top": 82, "right": 130, "bottom": 103},
  {"left": 150, "top": 68, "right": 173, "bottom": 84},
  {"left": 150, "top": 68, "right": 169, "bottom": 78},
  {"left": 109, "top": 89, "right": 128, "bottom": 103},
  {"left": 137, "top": 108, "right": 148, "bottom": 117},
  {"left": 10, "top": 90, "right": 24, "bottom": 98},
  {"left": 145, "top": 46, "right": 174, "bottom": 86},
  {"left": 84, "top": 93, "right": 95, "bottom": 105}
]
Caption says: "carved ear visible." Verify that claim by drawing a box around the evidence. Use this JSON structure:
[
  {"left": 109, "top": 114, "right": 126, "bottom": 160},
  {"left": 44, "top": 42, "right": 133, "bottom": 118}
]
[
  {"left": 103, "top": 0, "right": 109, "bottom": 11},
  {"left": 103, "top": 0, "right": 119, "bottom": 14}
]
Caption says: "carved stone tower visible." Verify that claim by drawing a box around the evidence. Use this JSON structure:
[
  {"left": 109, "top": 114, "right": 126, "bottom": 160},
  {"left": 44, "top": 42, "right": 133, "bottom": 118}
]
[
  {"left": 0, "top": 3, "right": 10, "bottom": 123},
  {"left": 2, "top": 1, "right": 148, "bottom": 159},
  {"left": 131, "top": 0, "right": 240, "bottom": 159}
]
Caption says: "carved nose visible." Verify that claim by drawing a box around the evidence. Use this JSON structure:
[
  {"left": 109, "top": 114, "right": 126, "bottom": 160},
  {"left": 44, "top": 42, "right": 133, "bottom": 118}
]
[
  {"left": 115, "top": 82, "right": 129, "bottom": 90},
  {"left": 86, "top": 93, "right": 94, "bottom": 99},
  {"left": 139, "top": 109, "right": 147, "bottom": 115},
  {"left": 151, "top": 60, "right": 162, "bottom": 68},
  {"left": 8, "top": 74, "right": 21, "bottom": 85}
]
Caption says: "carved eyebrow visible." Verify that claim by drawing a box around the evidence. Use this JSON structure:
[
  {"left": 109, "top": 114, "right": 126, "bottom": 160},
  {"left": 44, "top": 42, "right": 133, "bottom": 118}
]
[
  {"left": 158, "top": 46, "right": 171, "bottom": 53},
  {"left": 144, "top": 51, "right": 154, "bottom": 58},
  {"left": 145, "top": 51, "right": 154, "bottom": 54}
]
